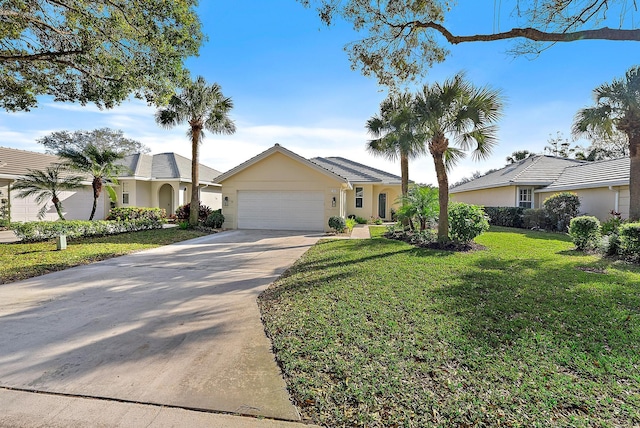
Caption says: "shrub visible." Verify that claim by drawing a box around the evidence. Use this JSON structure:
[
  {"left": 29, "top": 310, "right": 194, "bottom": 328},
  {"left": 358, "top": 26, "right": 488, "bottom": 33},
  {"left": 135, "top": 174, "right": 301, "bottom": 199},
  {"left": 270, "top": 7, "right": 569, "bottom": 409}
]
[
  {"left": 203, "top": 209, "right": 225, "bottom": 228},
  {"left": 345, "top": 218, "right": 356, "bottom": 232},
  {"left": 483, "top": 206, "right": 524, "bottom": 228},
  {"left": 107, "top": 207, "right": 166, "bottom": 223},
  {"left": 543, "top": 192, "right": 580, "bottom": 231},
  {"left": 597, "top": 233, "right": 620, "bottom": 257},
  {"left": 328, "top": 216, "right": 346, "bottom": 233},
  {"left": 175, "top": 203, "right": 213, "bottom": 222},
  {"left": 618, "top": 222, "right": 640, "bottom": 262},
  {"left": 522, "top": 208, "right": 549, "bottom": 229},
  {"left": 11, "top": 219, "right": 164, "bottom": 242},
  {"left": 569, "top": 216, "right": 600, "bottom": 251},
  {"left": 448, "top": 202, "right": 489, "bottom": 244},
  {"left": 600, "top": 211, "right": 626, "bottom": 236},
  {"left": 178, "top": 221, "right": 191, "bottom": 230},
  {"left": 355, "top": 216, "right": 368, "bottom": 224}
]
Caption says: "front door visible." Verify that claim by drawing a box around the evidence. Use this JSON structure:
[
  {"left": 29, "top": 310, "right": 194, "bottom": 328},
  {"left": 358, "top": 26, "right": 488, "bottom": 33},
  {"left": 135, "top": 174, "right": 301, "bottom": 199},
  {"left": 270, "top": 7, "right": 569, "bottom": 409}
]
[{"left": 378, "top": 193, "right": 386, "bottom": 219}]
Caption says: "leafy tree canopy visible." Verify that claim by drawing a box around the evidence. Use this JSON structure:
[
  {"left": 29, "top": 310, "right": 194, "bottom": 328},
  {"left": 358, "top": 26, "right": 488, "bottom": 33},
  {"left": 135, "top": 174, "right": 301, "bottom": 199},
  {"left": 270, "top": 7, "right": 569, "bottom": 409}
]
[
  {"left": 297, "top": 0, "right": 640, "bottom": 86},
  {"left": 1, "top": 0, "right": 204, "bottom": 111},
  {"left": 38, "top": 128, "right": 149, "bottom": 156}
]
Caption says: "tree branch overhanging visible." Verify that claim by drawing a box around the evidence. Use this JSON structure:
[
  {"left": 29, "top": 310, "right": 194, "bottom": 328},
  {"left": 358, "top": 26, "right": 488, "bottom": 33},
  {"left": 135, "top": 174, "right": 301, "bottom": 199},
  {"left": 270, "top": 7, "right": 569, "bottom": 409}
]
[{"left": 405, "top": 20, "right": 640, "bottom": 43}]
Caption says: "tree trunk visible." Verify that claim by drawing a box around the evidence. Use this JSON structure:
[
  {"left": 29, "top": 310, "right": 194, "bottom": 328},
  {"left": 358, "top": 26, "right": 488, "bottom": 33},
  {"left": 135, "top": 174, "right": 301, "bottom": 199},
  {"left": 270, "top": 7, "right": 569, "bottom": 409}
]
[
  {"left": 430, "top": 134, "right": 450, "bottom": 242},
  {"left": 89, "top": 177, "right": 101, "bottom": 220},
  {"left": 629, "top": 132, "right": 640, "bottom": 221},
  {"left": 400, "top": 153, "right": 409, "bottom": 196},
  {"left": 433, "top": 152, "right": 449, "bottom": 242},
  {"left": 52, "top": 195, "right": 65, "bottom": 220},
  {"left": 189, "top": 123, "right": 202, "bottom": 227}
]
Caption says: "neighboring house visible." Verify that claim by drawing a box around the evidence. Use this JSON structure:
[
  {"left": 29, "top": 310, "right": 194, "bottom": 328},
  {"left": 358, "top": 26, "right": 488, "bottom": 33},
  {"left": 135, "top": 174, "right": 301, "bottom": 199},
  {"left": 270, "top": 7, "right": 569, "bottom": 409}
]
[
  {"left": 450, "top": 155, "right": 630, "bottom": 220},
  {"left": 116, "top": 152, "right": 222, "bottom": 216},
  {"left": 0, "top": 146, "right": 108, "bottom": 222},
  {"left": 215, "top": 144, "right": 405, "bottom": 232},
  {"left": 0, "top": 147, "right": 222, "bottom": 222},
  {"left": 536, "top": 157, "right": 629, "bottom": 220}
]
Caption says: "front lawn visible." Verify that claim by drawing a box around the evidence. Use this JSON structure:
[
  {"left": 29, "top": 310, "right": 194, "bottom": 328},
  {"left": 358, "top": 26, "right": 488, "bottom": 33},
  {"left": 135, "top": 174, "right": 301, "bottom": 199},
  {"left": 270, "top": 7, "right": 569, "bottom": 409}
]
[
  {"left": 0, "top": 228, "right": 212, "bottom": 284},
  {"left": 260, "top": 227, "right": 640, "bottom": 427}
]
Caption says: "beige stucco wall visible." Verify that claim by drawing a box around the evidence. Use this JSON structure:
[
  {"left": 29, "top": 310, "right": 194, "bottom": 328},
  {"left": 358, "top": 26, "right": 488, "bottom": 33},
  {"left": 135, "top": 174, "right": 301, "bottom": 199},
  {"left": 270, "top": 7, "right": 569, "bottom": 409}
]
[
  {"left": 219, "top": 151, "right": 346, "bottom": 231},
  {"left": 201, "top": 186, "right": 222, "bottom": 211},
  {"left": 135, "top": 181, "right": 152, "bottom": 207},
  {"left": 450, "top": 186, "right": 517, "bottom": 207},
  {"left": 345, "top": 184, "right": 402, "bottom": 220},
  {"left": 537, "top": 186, "right": 630, "bottom": 221}
]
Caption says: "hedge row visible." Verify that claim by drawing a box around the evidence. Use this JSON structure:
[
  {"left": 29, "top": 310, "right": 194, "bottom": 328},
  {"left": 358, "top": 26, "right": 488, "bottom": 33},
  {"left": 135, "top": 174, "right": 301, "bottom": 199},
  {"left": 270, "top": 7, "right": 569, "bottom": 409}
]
[
  {"left": 10, "top": 219, "right": 164, "bottom": 243},
  {"left": 107, "top": 207, "right": 166, "bottom": 222}
]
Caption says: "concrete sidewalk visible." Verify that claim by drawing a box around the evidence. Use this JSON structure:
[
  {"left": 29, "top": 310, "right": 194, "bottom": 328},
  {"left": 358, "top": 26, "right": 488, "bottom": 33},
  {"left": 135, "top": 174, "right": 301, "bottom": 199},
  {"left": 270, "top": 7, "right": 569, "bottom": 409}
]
[
  {"left": 0, "top": 388, "right": 317, "bottom": 427},
  {"left": 0, "top": 230, "right": 322, "bottom": 427},
  {"left": 0, "top": 229, "right": 18, "bottom": 243},
  {"left": 350, "top": 224, "right": 370, "bottom": 239}
]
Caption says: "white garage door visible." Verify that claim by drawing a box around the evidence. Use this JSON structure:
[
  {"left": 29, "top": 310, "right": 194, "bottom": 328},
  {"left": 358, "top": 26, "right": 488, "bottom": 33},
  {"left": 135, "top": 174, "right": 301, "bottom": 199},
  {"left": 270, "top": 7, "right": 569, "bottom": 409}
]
[{"left": 237, "top": 191, "right": 325, "bottom": 231}]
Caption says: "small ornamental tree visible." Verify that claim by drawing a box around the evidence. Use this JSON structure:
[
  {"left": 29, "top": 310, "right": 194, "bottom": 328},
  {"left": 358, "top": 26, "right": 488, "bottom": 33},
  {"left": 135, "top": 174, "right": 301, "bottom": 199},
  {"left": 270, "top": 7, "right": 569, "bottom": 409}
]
[{"left": 543, "top": 192, "right": 580, "bottom": 231}]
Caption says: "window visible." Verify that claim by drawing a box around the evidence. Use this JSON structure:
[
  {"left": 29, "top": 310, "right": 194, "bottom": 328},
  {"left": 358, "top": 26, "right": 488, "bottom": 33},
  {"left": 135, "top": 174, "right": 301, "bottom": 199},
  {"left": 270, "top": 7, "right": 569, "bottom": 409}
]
[
  {"left": 355, "top": 187, "right": 363, "bottom": 208},
  {"left": 518, "top": 188, "right": 532, "bottom": 208},
  {"left": 122, "top": 193, "right": 130, "bottom": 205}
]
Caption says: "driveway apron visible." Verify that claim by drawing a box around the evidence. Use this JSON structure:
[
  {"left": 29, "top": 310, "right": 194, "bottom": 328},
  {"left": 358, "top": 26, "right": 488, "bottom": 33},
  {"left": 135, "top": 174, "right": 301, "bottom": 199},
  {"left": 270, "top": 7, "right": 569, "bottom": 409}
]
[{"left": 0, "top": 230, "right": 322, "bottom": 421}]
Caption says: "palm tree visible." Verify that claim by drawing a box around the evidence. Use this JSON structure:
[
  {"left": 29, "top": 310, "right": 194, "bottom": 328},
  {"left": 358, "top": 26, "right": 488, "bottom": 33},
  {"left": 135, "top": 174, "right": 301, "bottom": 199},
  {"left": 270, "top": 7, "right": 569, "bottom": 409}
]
[
  {"left": 156, "top": 76, "right": 236, "bottom": 227},
  {"left": 573, "top": 66, "right": 640, "bottom": 220},
  {"left": 58, "top": 144, "right": 127, "bottom": 220},
  {"left": 414, "top": 73, "right": 504, "bottom": 242},
  {"left": 506, "top": 150, "right": 532, "bottom": 164},
  {"left": 366, "top": 92, "right": 425, "bottom": 196},
  {"left": 12, "top": 165, "right": 83, "bottom": 220}
]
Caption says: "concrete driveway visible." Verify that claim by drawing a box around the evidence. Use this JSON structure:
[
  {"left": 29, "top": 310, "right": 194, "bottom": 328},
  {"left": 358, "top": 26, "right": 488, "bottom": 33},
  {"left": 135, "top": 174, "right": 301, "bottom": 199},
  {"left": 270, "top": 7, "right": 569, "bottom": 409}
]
[{"left": 0, "top": 230, "right": 322, "bottom": 425}]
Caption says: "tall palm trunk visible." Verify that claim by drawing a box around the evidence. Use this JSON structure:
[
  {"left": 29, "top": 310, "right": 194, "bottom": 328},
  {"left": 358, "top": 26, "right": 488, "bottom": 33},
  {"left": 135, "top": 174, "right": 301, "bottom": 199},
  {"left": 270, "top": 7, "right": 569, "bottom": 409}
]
[
  {"left": 629, "top": 131, "right": 640, "bottom": 220},
  {"left": 90, "top": 176, "right": 102, "bottom": 220},
  {"left": 400, "top": 153, "right": 409, "bottom": 196},
  {"left": 430, "top": 134, "right": 450, "bottom": 242},
  {"left": 189, "top": 122, "right": 202, "bottom": 227}
]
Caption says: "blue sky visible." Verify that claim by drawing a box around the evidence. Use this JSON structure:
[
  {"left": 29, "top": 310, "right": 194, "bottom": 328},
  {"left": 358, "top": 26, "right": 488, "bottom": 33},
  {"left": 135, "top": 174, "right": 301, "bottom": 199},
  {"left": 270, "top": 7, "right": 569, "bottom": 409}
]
[{"left": 1, "top": 1, "right": 638, "bottom": 185}]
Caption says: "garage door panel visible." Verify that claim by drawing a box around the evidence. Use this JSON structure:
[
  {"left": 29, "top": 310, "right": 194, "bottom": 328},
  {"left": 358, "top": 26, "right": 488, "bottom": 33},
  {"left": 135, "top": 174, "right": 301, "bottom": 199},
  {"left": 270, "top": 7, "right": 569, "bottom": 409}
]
[{"left": 237, "top": 191, "right": 324, "bottom": 231}]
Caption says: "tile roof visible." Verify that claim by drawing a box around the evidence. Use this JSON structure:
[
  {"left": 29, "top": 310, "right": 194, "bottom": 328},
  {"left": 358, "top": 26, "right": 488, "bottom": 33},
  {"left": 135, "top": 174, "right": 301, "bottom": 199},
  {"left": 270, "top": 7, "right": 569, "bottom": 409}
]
[
  {"left": 310, "top": 156, "right": 404, "bottom": 184},
  {"left": 119, "top": 153, "right": 221, "bottom": 183},
  {"left": 450, "top": 155, "right": 585, "bottom": 192},
  {"left": 0, "top": 146, "right": 63, "bottom": 177},
  {"left": 542, "top": 157, "right": 629, "bottom": 191},
  {"left": 0, "top": 146, "right": 91, "bottom": 181}
]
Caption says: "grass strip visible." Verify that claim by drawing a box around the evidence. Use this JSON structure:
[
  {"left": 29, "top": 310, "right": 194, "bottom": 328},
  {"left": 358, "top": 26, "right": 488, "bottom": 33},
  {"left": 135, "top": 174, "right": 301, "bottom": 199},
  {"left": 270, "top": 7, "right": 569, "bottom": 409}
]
[{"left": 0, "top": 228, "right": 211, "bottom": 284}]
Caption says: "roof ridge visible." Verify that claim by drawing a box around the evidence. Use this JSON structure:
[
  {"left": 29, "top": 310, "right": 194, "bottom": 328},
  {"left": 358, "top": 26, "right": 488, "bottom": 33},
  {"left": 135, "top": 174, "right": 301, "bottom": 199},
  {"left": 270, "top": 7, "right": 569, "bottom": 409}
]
[
  {"left": 511, "top": 155, "right": 542, "bottom": 182},
  {"left": 324, "top": 156, "right": 402, "bottom": 180},
  {"left": 312, "top": 157, "right": 381, "bottom": 182}
]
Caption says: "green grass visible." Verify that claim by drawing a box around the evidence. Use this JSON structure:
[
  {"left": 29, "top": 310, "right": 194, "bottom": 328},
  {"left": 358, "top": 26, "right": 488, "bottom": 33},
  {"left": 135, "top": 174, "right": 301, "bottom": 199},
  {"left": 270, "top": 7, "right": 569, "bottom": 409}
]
[
  {"left": 259, "top": 227, "right": 640, "bottom": 427},
  {"left": 0, "top": 228, "right": 212, "bottom": 284},
  {"left": 368, "top": 225, "right": 387, "bottom": 238}
]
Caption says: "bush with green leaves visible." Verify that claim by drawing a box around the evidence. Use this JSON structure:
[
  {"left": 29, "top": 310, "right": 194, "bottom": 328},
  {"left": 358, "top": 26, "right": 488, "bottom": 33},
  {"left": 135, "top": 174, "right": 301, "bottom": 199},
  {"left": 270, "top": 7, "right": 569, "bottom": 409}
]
[
  {"left": 11, "top": 219, "right": 163, "bottom": 242},
  {"left": 600, "top": 212, "right": 627, "bottom": 236},
  {"left": 618, "top": 222, "right": 640, "bottom": 262},
  {"left": 568, "top": 216, "right": 600, "bottom": 251},
  {"left": 483, "top": 206, "right": 524, "bottom": 228},
  {"left": 204, "top": 210, "right": 225, "bottom": 228},
  {"left": 448, "top": 202, "right": 489, "bottom": 244},
  {"left": 328, "top": 216, "right": 346, "bottom": 233},
  {"left": 175, "top": 203, "right": 213, "bottom": 222},
  {"left": 107, "top": 207, "right": 166, "bottom": 223},
  {"left": 396, "top": 185, "right": 439, "bottom": 231},
  {"left": 522, "top": 208, "right": 550, "bottom": 229},
  {"left": 354, "top": 216, "right": 368, "bottom": 224},
  {"left": 543, "top": 192, "right": 580, "bottom": 231},
  {"left": 345, "top": 217, "right": 356, "bottom": 232}
]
